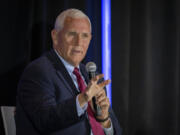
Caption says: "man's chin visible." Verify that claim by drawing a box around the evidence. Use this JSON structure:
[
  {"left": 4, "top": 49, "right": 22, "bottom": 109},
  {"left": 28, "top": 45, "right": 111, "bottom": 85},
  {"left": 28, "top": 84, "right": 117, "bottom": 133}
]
[{"left": 67, "top": 59, "right": 81, "bottom": 67}]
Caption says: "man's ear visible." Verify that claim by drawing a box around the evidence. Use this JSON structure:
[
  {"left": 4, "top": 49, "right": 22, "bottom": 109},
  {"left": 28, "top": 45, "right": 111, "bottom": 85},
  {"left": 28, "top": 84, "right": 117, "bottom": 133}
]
[{"left": 51, "top": 29, "right": 58, "bottom": 46}]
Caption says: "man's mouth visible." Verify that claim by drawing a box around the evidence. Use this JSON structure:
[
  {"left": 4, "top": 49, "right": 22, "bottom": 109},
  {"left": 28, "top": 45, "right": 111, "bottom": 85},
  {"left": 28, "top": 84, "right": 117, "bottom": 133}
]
[{"left": 72, "top": 50, "right": 82, "bottom": 54}]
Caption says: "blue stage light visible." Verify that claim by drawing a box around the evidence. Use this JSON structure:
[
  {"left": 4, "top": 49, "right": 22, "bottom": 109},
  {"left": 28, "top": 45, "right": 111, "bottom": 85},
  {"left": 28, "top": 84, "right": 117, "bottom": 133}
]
[{"left": 101, "top": 0, "right": 112, "bottom": 105}]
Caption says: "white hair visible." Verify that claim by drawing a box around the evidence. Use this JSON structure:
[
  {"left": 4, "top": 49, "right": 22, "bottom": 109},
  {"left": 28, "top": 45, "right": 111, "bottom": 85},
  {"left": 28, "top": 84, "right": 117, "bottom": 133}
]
[{"left": 54, "top": 8, "right": 91, "bottom": 32}]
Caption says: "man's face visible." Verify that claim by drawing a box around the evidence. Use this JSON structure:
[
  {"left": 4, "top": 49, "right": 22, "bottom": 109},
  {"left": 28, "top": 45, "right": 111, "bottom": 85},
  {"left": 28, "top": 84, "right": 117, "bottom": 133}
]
[{"left": 52, "top": 17, "right": 92, "bottom": 67}]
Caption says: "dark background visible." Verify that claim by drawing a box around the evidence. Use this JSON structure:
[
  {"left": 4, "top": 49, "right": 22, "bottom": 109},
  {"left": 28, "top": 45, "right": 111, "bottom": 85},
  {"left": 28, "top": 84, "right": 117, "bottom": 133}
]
[{"left": 0, "top": 0, "right": 180, "bottom": 135}]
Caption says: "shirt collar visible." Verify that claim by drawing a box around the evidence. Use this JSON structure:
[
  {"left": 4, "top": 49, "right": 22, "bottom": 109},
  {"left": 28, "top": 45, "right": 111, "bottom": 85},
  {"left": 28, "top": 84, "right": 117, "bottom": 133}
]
[{"left": 54, "top": 49, "right": 79, "bottom": 74}]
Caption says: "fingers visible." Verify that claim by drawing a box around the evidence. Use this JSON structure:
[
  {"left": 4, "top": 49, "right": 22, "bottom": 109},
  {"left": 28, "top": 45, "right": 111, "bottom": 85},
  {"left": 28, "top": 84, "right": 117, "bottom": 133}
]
[
  {"left": 99, "top": 98, "right": 110, "bottom": 108},
  {"left": 85, "top": 74, "right": 111, "bottom": 102},
  {"left": 96, "top": 95, "right": 109, "bottom": 106},
  {"left": 97, "top": 97, "right": 110, "bottom": 118},
  {"left": 91, "top": 74, "right": 111, "bottom": 89},
  {"left": 91, "top": 74, "right": 104, "bottom": 82},
  {"left": 94, "top": 79, "right": 110, "bottom": 97},
  {"left": 96, "top": 90, "right": 110, "bottom": 110},
  {"left": 98, "top": 79, "right": 111, "bottom": 88},
  {"left": 96, "top": 90, "right": 106, "bottom": 102}
]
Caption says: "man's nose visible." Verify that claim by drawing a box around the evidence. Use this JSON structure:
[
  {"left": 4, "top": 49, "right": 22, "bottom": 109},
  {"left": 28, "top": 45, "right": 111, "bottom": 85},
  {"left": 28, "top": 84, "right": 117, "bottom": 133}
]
[{"left": 75, "top": 34, "right": 83, "bottom": 46}]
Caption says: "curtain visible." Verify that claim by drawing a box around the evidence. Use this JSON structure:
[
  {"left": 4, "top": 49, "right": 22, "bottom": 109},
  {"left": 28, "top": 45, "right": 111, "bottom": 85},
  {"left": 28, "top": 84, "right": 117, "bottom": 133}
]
[{"left": 112, "top": 0, "right": 180, "bottom": 135}]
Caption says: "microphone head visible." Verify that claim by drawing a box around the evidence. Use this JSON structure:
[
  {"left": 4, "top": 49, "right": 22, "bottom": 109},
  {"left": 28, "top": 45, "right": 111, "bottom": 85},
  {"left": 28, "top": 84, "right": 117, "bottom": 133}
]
[{"left": 86, "top": 62, "right": 97, "bottom": 72}]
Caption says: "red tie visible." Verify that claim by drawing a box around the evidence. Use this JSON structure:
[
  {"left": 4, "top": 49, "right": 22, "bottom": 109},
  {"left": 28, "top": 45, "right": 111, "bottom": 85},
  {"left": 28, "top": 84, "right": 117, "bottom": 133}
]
[{"left": 73, "top": 67, "right": 105, "bottom": 135}]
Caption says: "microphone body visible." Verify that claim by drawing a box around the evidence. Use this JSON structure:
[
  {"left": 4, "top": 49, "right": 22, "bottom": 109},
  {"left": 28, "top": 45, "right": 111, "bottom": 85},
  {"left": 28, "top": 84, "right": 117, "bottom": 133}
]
[{"left": 86, "top": 62, "right": 102, "bottom": 116}]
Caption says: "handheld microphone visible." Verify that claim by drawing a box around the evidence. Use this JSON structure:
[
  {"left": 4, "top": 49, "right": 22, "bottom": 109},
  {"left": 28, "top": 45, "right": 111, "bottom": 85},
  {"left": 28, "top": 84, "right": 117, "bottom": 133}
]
[{"left": 86, "top": 62, "right": 102, "bottom": 116}]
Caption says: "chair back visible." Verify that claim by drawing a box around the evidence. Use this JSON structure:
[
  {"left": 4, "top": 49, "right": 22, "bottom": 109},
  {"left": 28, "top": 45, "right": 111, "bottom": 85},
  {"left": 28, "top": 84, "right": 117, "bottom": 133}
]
[{"left": 1, "top": 106, "right": 16, "bottom": 135}]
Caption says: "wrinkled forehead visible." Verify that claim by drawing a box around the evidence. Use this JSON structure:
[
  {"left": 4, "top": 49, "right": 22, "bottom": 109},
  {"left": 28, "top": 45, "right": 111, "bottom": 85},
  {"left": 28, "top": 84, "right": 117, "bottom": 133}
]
[{"left": 63, "top": 17, "right": 91, "bottom": 32}]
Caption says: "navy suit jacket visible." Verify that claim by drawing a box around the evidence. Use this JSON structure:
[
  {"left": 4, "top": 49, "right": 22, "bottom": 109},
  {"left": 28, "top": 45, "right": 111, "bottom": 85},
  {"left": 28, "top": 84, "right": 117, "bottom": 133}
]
[{"left": 15, "top": 50, "right": 122, "bottom": 135}]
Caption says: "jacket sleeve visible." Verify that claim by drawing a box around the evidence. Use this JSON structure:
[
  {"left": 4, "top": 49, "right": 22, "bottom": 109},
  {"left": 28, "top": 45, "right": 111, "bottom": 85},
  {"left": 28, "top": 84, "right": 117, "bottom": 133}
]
[
  {"left": 17, "top": 63, "right": 83, "bottom": 134},
  {"left": 109, "top": 108, "right": 123, "bottom": 135}
]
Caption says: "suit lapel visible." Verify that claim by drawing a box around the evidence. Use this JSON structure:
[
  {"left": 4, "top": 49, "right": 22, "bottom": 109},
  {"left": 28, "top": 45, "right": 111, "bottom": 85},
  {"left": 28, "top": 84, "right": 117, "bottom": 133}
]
[{"left": 46, "top": 50, "right": 79, "bottom": 96}]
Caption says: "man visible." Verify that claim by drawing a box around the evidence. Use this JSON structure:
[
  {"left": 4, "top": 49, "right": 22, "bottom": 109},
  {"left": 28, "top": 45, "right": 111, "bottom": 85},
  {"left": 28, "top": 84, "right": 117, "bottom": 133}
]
[{"left": 15, "top": 9, "right": 122, "bottom": 135}]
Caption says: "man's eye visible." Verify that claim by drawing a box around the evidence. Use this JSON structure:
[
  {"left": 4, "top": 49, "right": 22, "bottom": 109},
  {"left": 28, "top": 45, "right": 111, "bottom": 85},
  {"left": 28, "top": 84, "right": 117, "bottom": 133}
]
[
  {"left": 82, "top": 33, "right": 89, "bottom": 38},
  {"left": 68, "top": 32, "right": 76, "bottom": 36}
]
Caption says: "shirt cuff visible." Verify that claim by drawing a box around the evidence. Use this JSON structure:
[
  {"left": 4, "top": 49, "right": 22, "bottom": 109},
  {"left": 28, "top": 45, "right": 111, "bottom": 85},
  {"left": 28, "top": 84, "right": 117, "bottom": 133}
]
[
  {"left": 103, "top": 119, "right": 114, "bottom": 135},
  {"left": 76, "top": 95, "right": 88, "bottom": 116}
]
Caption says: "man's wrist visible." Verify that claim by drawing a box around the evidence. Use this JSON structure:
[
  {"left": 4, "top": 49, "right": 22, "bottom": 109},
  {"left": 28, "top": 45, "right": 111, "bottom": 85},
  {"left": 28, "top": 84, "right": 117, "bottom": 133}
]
[
  {"left": 83, "top": 91, "right": 89, "bottom": 102},
  {"left": 102, "top": 118, "right": 114, "bottom": 135},
  {"left": 96, "top": 114, "right": 109, "bottom": 122},
  {"left": 76, "top": 95, "right": 88, "bottom": 116},
  {"left": 78, "top": 93, "right": 88, "bottom": 107},
  {"left": 100, "top": 118, "right": 111, "bottom": 128}
]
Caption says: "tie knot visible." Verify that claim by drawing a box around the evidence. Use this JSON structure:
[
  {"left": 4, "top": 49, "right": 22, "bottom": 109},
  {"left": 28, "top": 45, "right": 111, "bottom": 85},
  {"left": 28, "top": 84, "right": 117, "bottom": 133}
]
[
  {"left": 73, "top": 67, "right": 86, "bottom": 92},
  {"left": 73, "top": 67, "right": 80, "bottom": 76}
]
